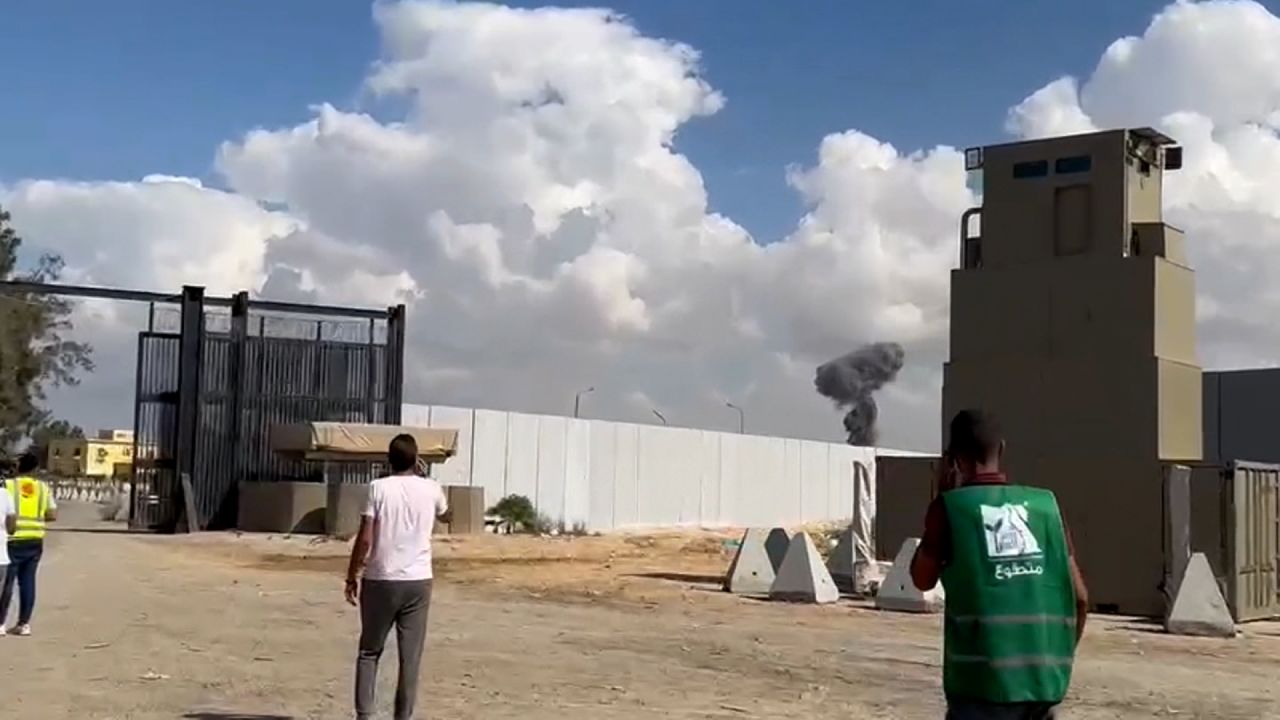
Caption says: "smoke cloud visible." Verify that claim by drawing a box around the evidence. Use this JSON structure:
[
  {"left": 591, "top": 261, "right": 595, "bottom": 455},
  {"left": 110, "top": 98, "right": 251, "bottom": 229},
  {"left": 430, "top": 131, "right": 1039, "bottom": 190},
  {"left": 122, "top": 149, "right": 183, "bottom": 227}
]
[{"left": 814, "top": 342, "right": 906, "bottom": 446}]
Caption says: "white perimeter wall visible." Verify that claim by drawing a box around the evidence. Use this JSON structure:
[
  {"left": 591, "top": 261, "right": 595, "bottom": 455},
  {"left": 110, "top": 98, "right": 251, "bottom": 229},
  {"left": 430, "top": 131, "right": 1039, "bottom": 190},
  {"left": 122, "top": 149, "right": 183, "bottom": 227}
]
[{"left": 401, "top": 403, "right": 879, "bottom": 532}]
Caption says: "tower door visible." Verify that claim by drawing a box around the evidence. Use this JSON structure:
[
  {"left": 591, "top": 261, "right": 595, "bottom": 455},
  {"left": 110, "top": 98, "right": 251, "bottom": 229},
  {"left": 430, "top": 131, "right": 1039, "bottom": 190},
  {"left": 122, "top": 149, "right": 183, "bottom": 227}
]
[{"left": 1054, "top": 184, "right": 1092, "bottom": 257}]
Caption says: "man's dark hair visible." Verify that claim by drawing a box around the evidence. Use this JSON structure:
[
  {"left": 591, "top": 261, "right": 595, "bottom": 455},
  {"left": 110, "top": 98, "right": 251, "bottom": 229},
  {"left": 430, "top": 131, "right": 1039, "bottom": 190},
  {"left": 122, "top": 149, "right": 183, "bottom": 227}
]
[
  {"left": 16, "top": 453, "right": 39, "bottom": 474},
  {"left": 947, "top": 409, "right": 1002, "bottom": 464},
  {"left": 388, "top": 434, "right": 419, "bottom": 473}
]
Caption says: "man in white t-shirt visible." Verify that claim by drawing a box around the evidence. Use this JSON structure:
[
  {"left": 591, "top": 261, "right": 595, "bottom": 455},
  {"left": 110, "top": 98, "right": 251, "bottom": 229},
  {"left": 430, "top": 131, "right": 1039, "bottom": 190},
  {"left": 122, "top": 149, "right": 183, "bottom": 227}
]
[{"left": 345, "top": 433, "right": 450, "bottom": 720}]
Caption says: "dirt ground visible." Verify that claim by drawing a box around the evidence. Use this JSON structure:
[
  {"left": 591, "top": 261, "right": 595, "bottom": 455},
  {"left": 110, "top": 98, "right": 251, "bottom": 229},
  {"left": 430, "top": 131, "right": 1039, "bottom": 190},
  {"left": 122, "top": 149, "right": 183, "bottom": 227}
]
[{"left": 5, "top": 502, "right": 1280, "bottom": 719}]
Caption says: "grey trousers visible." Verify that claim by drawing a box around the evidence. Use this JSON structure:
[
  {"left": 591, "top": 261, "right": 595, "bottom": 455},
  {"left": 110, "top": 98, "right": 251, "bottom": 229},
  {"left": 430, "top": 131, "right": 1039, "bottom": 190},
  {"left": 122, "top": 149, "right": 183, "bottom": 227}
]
[
  {"left": 355, "top": 579, "right": 433, "bottom": 720},
  {"left": 946, "top": 700, "right": 1059, "bottom": 720}
]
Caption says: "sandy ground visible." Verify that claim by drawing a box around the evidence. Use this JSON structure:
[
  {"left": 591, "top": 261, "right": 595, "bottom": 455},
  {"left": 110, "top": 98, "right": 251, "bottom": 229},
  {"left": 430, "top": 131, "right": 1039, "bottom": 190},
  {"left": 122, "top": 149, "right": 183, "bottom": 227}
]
[{"left": 4, "top": 501, "right": 1280, "bottom": 720}]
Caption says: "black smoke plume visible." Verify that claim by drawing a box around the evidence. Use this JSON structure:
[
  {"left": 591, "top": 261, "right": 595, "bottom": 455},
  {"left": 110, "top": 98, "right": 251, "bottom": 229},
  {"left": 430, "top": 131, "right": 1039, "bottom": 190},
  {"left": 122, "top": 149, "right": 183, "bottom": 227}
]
[{"left": 814, "top": 342, "right": 905, "bottom": 446}]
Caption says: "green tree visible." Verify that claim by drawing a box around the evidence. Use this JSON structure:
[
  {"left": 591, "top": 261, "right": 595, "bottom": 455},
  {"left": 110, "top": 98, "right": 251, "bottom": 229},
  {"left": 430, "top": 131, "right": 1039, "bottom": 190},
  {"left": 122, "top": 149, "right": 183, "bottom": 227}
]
[
  {"left": 0, "top": 206, "right": 94, "bottom": 451},
  {"left": 487, "top": 494, "right": 538, "bottom": 533}
]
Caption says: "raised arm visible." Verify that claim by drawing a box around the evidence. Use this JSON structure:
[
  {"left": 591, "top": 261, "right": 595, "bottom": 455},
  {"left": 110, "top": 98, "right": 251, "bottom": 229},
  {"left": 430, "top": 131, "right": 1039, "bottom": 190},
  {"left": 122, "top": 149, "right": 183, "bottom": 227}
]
[
  {"left": 911, "top": 498, "right": 946, "bottom": 591},
  {"left": 345, "top": 484, "right": 380, "bottom": 606},
  {"left": 436, "top": 485, "right": 452, "bottom": 525}
]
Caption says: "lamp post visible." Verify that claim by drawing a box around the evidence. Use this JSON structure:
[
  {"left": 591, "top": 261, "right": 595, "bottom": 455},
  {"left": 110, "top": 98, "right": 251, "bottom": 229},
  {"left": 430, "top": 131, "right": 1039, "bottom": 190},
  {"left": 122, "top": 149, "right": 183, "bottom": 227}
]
[
  {"left": 573, "top": 386, "right": 595, "bottom": 418},
  {"left": 726, "top": 402, "right": 744, "bottom": 434},
  {"left": 652, "top": 408, "right": 668, "bottom": 426}
]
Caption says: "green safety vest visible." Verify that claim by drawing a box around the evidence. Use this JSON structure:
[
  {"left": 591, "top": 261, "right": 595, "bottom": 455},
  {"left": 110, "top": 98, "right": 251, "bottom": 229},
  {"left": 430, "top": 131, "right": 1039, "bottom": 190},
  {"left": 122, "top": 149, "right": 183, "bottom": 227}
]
[{"left": 940, "top": 484, "right": 1077, "bottom": 704}]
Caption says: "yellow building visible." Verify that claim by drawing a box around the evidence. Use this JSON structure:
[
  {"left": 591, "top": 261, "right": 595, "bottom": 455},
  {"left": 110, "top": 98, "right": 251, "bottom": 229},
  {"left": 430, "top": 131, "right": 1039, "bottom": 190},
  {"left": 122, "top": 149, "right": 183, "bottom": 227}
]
[{"left": 48, "top": 429, "right": 136, "bottom": 479}]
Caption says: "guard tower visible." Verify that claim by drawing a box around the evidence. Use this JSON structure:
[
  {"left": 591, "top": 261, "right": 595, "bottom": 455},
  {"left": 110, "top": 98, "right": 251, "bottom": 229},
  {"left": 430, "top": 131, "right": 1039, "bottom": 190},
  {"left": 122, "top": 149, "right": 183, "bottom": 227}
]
[{"left": 944, "top": 128, "right": 1201, "bottom": 616}]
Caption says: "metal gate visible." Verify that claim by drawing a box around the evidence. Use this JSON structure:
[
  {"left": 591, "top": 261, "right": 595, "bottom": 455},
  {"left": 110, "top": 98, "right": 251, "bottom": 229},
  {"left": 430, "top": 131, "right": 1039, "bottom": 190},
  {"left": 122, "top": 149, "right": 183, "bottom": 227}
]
[
  {"left": 131, "top": 332, "right": 181, "bottom": 529},
  {"left": 129, "top": 287, "right": 405, "bottom": 532},
  {"left": 1226, "top": 461, "right": 1280, "bottom": 621}
]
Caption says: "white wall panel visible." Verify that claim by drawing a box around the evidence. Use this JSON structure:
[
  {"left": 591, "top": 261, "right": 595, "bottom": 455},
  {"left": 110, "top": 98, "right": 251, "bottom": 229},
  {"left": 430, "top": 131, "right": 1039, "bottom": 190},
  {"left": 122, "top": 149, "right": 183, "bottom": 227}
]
[
  {"left": 613, "top": 424, "right": 640, "bottom": 527},
  {"left": 781, "top": 439, "right": 804, "bottom": 527},
  {"left": 534, "top": 415, "right": 569, "bottom": 519},
  {"left": 799, "top": 440, "right": 831, "bottom": 524},
  {"left": 717, "top": 432, "right": 744, "bottom": 526},
  {"left": 636, "top": 425, "right": 685, "bottom": 525},
  {"left": 402, "top": 402, "right": 888, "bottom": 532},
  {"left": 676, "top": 431, "right": 704, "bottom": 524},
  {"left": 698, "top": 432, "right": 722, "bottom": 525},
  {"left": 828, "top": 446, "right": 857, "bottom": 522},
  {"left": 740, "top": 436, "right": 786, "bottom": 527},
  {"left": 427, "top": 406, "right": 474, "bottom": 490},
  {"left": 504, "top": 413, "right": 540, "bottom": 502},
  {"left": 563, "top": 419, "right": 591, "bottom": 527},
  {"left": 470, "top": 409, "right": 510, "bottom": 506},
  {"left": 587, "top": 422, "right": 617, "bottom": 531},
  {"left": 400, "top": 403, "right": 432, "bottom": 427}
]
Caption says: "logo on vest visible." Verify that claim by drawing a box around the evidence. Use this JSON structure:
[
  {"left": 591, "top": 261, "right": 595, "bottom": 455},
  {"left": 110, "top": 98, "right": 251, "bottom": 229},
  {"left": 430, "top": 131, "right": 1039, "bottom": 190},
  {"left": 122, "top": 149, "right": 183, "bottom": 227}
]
[
  {"left": 980, "top": 503, "right": 1044, "bottom": 581},
  {"left": 18, "top": 481, "right": 36, "bottom": 499}
]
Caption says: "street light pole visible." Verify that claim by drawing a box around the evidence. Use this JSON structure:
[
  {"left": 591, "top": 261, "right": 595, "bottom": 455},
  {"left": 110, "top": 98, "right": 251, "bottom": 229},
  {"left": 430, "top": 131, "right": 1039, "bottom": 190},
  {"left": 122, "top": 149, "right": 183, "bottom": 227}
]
[
  {"left": 726, "top": 402, "right": 744, "bottom": 434},
  {"left": 573, "top": 386, "right": 595, "bottom": 418},
  {"left": 652, "top": 408, "right": 668, "bottom": 426}
]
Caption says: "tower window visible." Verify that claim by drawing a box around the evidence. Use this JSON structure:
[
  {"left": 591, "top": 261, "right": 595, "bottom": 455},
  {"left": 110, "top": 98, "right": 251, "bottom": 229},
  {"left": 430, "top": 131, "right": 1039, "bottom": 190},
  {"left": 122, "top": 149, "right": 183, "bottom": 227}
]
[
  {"left": 1055, "top": 155, "right": 1092, "bottom": 174},
  {"left": 1012, "top": 160, "right": 1049, "bottom": 179}
]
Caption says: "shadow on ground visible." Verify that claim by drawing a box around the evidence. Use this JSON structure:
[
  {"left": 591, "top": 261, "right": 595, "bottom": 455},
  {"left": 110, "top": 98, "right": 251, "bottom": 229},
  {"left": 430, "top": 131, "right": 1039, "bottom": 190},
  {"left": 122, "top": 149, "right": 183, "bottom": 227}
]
[
  {"left": 629, "top": 571, "right": 724, "bottom": 585},
  {"left": 49, "top": 526, "right": 137, "bottom": 536},
  {"left": 181, "top": 707, "right": 291, "bottom": 712}
]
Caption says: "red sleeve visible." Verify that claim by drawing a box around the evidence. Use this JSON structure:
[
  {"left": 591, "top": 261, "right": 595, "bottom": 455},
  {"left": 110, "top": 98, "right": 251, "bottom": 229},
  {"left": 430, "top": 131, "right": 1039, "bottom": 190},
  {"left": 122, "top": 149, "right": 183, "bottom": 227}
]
[{"left": 919, "top": 496, "right": 950, "bottom": 567}]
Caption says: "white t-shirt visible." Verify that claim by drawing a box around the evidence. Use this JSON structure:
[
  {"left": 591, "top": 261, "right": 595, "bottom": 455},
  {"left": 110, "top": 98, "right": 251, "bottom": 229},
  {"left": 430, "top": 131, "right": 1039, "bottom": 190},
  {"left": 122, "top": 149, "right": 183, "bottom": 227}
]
[
  {"left": 361, "top": 473, "right": 448, "bottom": 581},
  {"left": 0, "top": 489, "right": 13, "bottom": 565}
]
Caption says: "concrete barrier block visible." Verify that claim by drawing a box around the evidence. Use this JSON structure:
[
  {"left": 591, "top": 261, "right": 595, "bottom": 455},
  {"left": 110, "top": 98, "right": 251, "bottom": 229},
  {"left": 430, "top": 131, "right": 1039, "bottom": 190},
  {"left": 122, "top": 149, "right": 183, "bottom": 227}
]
[
  {"left": 326, "top": 483, "right": 370, "bottom": 539},
  {"left": 1166, "top": 552, "right": 1236, "bottom": 638},
  {"left": 446, "top": 485, "right": 485, "bottom": 534},
  {"left": 238, "top": 481, "right": 326, "bottom": 534},
  {"left": 769, "top": 532, "right": 839, "bottom": 604},
  {"left": 724, "top": 527, "right": 789, "bottom": 595},
  {"left": 875, "top": 538, "right": 944, "bottom": 613}
]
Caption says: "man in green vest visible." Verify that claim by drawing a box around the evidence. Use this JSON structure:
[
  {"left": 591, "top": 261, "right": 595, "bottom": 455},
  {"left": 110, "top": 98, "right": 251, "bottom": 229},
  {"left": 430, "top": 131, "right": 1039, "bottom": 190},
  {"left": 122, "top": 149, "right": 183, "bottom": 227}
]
[{"left": 911, "top": 410, "right": 1089, "bottom": 720}]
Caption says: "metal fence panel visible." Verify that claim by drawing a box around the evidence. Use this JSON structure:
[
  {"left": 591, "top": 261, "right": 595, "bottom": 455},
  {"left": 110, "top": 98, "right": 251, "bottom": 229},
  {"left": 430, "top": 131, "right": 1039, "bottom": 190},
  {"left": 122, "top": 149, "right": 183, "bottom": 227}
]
[
  {"left": 1228, "top": 460, "right": 1280, "bottom": 622},
  {"left": 130, "top": 333, "right": 180, "bottom": 530},
  {"left": 130, "top": 304, "right": 403, "bottom": 532}
]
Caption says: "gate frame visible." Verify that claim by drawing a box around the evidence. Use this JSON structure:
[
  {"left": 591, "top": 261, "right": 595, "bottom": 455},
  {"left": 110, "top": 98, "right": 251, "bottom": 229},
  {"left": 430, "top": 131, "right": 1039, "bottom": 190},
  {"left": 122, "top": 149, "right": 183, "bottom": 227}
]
[{"left": 0, "top": 280, "right": 407, "bottom": 532}]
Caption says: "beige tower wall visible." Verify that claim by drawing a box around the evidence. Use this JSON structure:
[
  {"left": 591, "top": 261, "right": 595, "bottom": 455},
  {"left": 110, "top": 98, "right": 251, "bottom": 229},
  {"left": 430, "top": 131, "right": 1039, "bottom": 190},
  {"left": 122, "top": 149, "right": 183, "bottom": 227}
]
[
  {"left": 979, "top": 131, "right": 1130, "bottom": 268},
  {"left": 945, "top": 128, "right": 1201, "bottom": 616}
]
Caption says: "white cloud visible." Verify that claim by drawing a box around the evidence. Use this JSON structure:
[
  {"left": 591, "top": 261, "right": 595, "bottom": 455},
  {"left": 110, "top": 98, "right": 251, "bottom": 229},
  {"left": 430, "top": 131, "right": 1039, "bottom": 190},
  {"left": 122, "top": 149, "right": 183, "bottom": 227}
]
[
  {"left": 6, "top": 0, "right": 1280, "bottom": 450},
  {"left": 1006, "top": 78, "right": 1098, "bottom": 139},
  {"left": 1008, "top": 0, "right": 1280, "bottom": 372}
]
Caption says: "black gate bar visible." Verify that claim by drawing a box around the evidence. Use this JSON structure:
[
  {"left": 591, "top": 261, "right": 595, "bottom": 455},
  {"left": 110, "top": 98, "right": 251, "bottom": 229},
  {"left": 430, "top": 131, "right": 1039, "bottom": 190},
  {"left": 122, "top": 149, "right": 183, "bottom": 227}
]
[
  {"left": 3, "top": 279, "right": 408, "bottom": 532},
  {"left": 0, "top": 280, "right": 392, "bottom": 319}
]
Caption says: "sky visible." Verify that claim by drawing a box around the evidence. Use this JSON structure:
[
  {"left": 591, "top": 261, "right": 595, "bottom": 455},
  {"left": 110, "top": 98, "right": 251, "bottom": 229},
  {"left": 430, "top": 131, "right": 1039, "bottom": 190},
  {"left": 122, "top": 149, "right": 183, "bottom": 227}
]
[
  {"left": 2, "top": 1, "right": 1183, "bottom": 243},
  {"left": 5, "top": 0, "right": 1280, "bottom": 450}
]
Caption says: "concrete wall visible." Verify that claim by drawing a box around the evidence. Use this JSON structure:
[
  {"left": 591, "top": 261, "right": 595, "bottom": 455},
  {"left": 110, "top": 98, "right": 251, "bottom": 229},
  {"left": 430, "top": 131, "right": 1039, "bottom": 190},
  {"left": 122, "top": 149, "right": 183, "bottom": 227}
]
[
  {"left": 325, "top": 483, "right": 369, "bottom": 539},
  {"left": 401, "top": 403, "right": 880, "bottom": 532},
  {"left": 874, "top": 456, "right": 938, "bottom": 561},
  {"left": 1189, "top": 464, "right": 1228, "bottom": 586},
  {"left": 1204, "top": 369, "right": 1280, "bottom": 465},
  {"left": 238, "top": 481, "right": 326, "bottom": 534}
]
